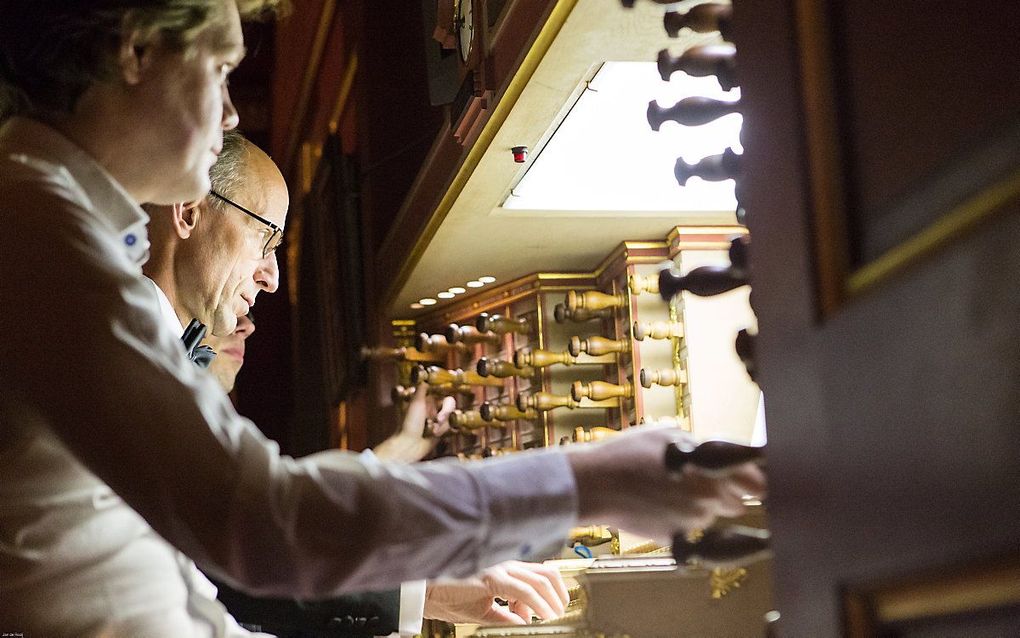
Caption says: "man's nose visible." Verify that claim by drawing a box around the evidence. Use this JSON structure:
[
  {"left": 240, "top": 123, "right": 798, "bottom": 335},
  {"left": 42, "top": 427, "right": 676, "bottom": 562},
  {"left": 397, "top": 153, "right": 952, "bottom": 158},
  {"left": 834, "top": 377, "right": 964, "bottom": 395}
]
[
  {"left": 222, "top": 89, "right": 240, "bottom": 131},
  {"left": 254, "top": 252, "right": 279, "bottom": 293},
  {"left": 235, "top": 312, "right": 255, "bottom": 339}
]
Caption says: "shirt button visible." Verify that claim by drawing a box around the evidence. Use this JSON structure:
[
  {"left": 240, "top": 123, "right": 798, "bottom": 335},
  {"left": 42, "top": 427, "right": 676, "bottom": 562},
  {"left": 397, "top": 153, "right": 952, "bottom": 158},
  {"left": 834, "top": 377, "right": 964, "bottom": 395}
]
[{"left": 124, "top": 233, "right": 137, "bottom": 246}]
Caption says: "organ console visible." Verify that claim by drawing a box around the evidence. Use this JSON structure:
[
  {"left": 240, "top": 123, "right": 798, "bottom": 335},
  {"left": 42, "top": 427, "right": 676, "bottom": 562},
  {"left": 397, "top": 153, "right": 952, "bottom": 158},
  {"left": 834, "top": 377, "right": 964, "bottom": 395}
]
[
  {"left": 475, "top": 312, "right": 531, "bottom": 335},
  {"left": 632, "top": 320, "right": 684, "bottom": 341}
]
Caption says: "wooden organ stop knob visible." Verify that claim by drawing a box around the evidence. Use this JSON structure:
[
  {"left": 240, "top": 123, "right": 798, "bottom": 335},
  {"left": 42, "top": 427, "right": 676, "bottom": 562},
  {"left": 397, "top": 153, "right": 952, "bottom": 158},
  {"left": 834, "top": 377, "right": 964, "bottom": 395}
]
[
  {"left": 476, "top": 357, "right": 534, "bottom": 378},
  {"left": 633, "top": 320, "right": 684, "bottom": 341},
  {"left": 568, "top": 335, "right": 631, "bottom": 357},
  {"left": 647, "top": 96, "right": 741, "bottom": 131},
  {"left": 360, "top": 345, "right": 406, "bottom": 361},
  {"left": 640, "top": 366, "right": 688, "bottom": 388},
  {"left": 566, "top": 289, "right": 626, "bottom": 313},
  {"left": 445, "top": 323, "right": 501, "bottom": 346},
  {"left": 571, "top": 380, "right": 634, "bottom": 402},
  {"left": 475, "top": 313, "right": 530, "bottom": 335},
  {"left": 410, "top": 365, "right": 505, "bottom": 388},
  {"left": 628, "top": 273, "right": 659, "bottom": 295},
  {"left": 479, "top": 402, "right": 537, "bottom": 422},
  {"left": 663, "top": 3, "right": 733, "bottom": 40},
  {"left": 674, "top": 147, "right": 742, "bottom": 186},
  {"left": 572, "top": 427, "right": 620, "bottom": 443},
  {"left": 449, "top": 410, "right": 488, "bottom": 431},
  {"left": 516, "top": 392, "right": 578, "bottom": 412},
  {"left": 554, "top": 303, "right": 613, "bottom": 323},
  {"left": 391, "top": 384, "right": 469, "bottom": 402},
  {"left": 416, "top": 332, "right": 469, "bottom": 355},
  {"left": 514, "top": 347, "right": 576, "bottom": 368},
  {"left": 658, "top": 235, "right": 749, "bottom": 300},
  {"left": 656, "top": 44, "right": 737, "bottom": 90}
]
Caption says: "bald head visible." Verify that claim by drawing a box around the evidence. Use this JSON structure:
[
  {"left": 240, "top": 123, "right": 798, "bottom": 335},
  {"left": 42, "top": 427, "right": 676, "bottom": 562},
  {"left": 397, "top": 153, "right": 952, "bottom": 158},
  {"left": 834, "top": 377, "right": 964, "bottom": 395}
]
[{"left": 144, "top": 131, "right": 289, "bottom": 336}]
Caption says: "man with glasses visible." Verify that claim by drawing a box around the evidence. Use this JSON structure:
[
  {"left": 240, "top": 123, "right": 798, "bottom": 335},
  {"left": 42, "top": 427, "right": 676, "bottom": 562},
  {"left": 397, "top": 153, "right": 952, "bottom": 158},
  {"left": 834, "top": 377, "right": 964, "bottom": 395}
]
[{"left": 144, "top": 130, "right": 570, "bottom": 636}]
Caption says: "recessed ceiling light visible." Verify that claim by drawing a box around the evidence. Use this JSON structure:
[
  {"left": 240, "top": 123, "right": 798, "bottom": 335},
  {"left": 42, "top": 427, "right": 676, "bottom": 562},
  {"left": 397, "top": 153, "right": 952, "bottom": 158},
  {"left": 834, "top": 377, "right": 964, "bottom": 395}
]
[
  {"left": 478, "top": 276, "right": 496, "bottom": 284},
  {"left": 419, "top": 298, "right": 437, "bottom": 306},
  {"left": 449, "top": 286, "right": 466, "bottom": 294},
  {"left": 466, "top": 280, "right": 484, "bottom": 288},
  {"left": 437, "top": 291, "right": 455, "bottom": 299},
  {"left": 410, "top": 302, "right": 425, "bottom": 309}
]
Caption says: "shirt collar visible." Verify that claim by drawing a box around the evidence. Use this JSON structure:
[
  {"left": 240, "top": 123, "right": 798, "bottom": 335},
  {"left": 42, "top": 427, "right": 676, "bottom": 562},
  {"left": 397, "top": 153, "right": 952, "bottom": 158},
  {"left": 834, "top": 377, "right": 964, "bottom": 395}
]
[
  {"left": 0, "top": 117, "right": 150, "bottom": 264},
  {"left": 146, "top": 278, "right": 186, "bottom": 335}
]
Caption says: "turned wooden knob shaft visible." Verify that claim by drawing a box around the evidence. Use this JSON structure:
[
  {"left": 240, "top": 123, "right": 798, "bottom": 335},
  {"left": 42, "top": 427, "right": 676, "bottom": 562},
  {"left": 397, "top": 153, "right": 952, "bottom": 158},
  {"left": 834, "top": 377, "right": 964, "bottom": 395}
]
[
  {"left": 516, "top": 392, "right": 578, "bottom": 412},
  {"left": 573, "top": 427, "right": 619, "bottom": 443},
  {"left": 628, "top": 274, "right": 659, "bottom": 295},
  {"left": 476, "top": 313, "right": 530, "bottom": 335},
  {"left": 446, "top": 323, "right": 501, "bottom": 346},
  {"left": 568, "top": 335, "right": 630, "bottom": 357},
  {"left": 658, "top": 236, "right": 749, "bottom": 300},
  {"left": 633, "top": 320, "right": 684, "bottom": 341},
  {"left": 411, "top": 365, "right": 504, "bottom": 387},
  {"left": 361, "top": 346, "right": 406, "bottom": 361},
  {"left": 416, "top": 332, "right": 468, "bottom": 355},
  {"left": 672, "top": 525, "right": 771, "bottom": 566},
  {"left": 476, "top": 357, "right": 534, "bottom": 378},
  {"left": 554, "top": 303, "right": 613, "bottom": 323},
  {"left": 449, "top": 410, "right": 488, "bottom": 430},
  {"left": 391, "top": 384, "right": 468, "bottom": 401},
  {"left": 514, "top": 347, "right": 576, "bottom": 368},
  {"left": 663, "top": 4, "right": 733, "bottom": 40},
  {"left": 479, "top": 402, "right": 537, "bottom": 421},
  {"left": 566, "top": 289, "right": 626, "bottom": 313},
  {"left": 571, "top": 380, "right": 633, "bottom": 401},
  {"left": 656, "top": 44, "right": 737, "bottom": 90},
  {"left": 640, "top": 366, "right": 687, "bottom": 388},
  {"left": 648, "top": 96, "right": 741, "bottom": 131},
  {"left": 675, "top": 147, "right": 742, "bottom": 186}
]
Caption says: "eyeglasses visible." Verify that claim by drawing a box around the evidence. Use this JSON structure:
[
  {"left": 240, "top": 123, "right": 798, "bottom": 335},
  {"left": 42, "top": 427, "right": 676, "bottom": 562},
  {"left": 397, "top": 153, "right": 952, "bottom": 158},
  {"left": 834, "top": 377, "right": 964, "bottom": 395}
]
[{"left": 209, "top": 190, "right": 284, "bottom": 259}]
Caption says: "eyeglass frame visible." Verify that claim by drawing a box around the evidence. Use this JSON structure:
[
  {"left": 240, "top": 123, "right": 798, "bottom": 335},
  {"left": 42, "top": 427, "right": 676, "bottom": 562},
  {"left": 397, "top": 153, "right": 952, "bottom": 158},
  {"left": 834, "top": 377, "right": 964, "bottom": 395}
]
[{"left": 208, "top": 190, "right": 284, "bottom": 259}]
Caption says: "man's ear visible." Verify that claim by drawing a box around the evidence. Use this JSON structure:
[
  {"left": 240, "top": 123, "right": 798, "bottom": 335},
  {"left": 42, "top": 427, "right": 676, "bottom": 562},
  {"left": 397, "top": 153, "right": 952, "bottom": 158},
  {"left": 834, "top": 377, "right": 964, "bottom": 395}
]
[
  {"left": 171, "top": 201, "right": 203, "bottom": 239},
  {"left": 117, "top": 19, "right": 156, "bottom": 86}
]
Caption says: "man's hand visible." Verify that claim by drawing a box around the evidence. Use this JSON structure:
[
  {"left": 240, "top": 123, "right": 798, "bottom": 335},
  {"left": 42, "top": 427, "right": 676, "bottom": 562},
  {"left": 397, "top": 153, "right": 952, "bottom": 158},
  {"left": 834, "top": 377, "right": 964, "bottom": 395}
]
[
  {"left": 424, "top": 560, "right": 569, "bottom": 625},
  {"left": 374, "top": 386, "right": 455, "bottom": 463},
  {"left": 565, "top": 424, "right": 766, "bottom": 541}
]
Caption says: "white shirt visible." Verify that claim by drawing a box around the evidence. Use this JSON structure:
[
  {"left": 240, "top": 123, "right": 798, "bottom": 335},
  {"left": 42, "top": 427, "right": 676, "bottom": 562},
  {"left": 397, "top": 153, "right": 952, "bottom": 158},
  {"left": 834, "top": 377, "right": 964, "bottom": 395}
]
[{"left": 0, "top": 118, "right": 577, "bottom": 635}]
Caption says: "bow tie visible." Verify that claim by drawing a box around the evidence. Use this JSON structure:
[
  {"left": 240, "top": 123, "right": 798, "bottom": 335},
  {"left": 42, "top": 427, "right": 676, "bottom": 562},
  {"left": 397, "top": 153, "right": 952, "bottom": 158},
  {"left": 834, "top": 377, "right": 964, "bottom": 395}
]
[{"left": 181, "top": 319, "right": 217, "bottom": 369}]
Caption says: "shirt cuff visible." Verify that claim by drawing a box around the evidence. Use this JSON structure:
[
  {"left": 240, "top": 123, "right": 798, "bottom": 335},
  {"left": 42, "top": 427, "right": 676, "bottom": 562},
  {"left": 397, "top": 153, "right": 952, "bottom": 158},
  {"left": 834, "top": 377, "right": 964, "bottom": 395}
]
[
  {"left": 468, "top": 449, "right": 578, "bottom": 563},
  {"left": 397, "top": 579, "right": 426, "bottom": 636}
]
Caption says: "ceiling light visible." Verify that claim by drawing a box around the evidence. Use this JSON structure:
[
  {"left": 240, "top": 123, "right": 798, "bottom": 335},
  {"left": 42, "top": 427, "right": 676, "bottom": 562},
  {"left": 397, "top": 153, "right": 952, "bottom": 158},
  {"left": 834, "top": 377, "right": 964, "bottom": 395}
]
[
  {"left": 437, "top": 291, "right": 455, "bottom": 299},
  {"left": 449, "top": 286, "right": 467, "bottom": 294},
  {"left": 419, "top": 298, "right": 437, "bottom": 306},
  {"left": 410, "top": 302, "right": 425, "bottom": 309},
  {"left": 466, "top": 280, "right": 484, "bottom": 288},
  {"left": 478, "top": 276, "right": 496, "bottom": 283}
]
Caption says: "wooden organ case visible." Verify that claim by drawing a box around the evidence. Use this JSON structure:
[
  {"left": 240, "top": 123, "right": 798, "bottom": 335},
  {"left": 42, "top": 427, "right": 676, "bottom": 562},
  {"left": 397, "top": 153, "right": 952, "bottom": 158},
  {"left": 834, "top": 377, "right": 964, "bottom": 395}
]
[{"left": 365, "top": 0, "right": 780, "bottom": 636}]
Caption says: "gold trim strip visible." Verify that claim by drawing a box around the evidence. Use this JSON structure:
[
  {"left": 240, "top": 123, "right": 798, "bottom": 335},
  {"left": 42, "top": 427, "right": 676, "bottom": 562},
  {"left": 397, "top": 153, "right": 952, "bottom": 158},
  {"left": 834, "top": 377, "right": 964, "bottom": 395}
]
[
  {"left": 383, "top": 0, "right": 580, "bottom": 308},
  {"left": 847, "top": 169, "right": 1020, "bottom": 295}
]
